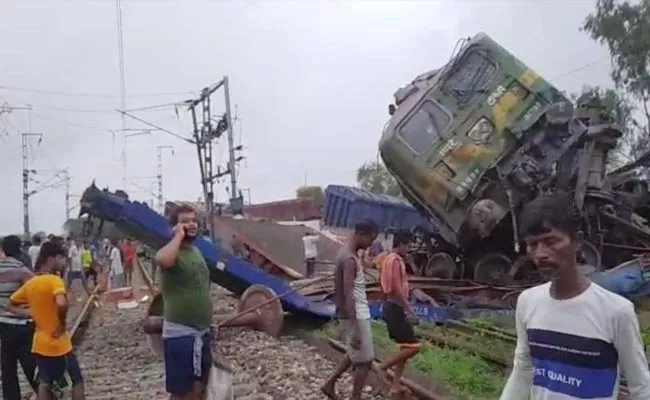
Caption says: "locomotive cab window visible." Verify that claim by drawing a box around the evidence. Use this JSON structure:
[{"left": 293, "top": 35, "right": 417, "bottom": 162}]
[
  {"left": 442, "top": 49, "right": 497, "bottom": 103},
  {"left": 398, "top": 100, "right": 451, "bottom": 154}
]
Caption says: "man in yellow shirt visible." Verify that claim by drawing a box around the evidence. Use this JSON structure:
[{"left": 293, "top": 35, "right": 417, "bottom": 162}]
[
  {"left": 81, "top": 242, "right": 96, "bottom": 288},
  {"left": 8, "top": 241, "right": 84, "bottom": 400}
]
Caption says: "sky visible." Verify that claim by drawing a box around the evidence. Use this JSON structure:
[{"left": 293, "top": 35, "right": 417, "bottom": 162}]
[{"left": 0, "top": 0, "right": 614, "bottom": 235}]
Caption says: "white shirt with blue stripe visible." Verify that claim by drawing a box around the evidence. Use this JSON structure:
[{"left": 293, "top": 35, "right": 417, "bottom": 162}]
[{"left": 500, "top": 281, "right": 650, "bottom": 400}]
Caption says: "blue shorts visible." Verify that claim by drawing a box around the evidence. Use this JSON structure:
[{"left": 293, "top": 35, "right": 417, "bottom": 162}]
[
  {"left": 35, "top": 352, "right": 83, "bottom": 387},
  {"left": 163, "top": 333, "right": 213, "bottom": 395}
]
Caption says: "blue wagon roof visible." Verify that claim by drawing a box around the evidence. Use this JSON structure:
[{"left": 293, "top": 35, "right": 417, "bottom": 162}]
[
  {"left": 323, "top": 185, "right": 434, "bottom": 231},
  {"left": 326, "top": 185, "right": 417, "bottom": 209}
]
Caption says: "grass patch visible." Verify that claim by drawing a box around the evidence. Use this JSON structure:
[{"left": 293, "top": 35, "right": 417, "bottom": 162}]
[{"left": 319, "top": 321, "right": 507, "bottom": 400}]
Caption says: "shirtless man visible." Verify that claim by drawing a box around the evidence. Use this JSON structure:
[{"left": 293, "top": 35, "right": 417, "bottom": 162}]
[{"left": 321, "top": 221, "right": 378, "bottom": 400}]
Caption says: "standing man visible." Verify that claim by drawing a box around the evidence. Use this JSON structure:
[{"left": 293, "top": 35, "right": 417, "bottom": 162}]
[
  {"left": 66, "top": 238, "right": 88, "bottom": 296},
  {"left": 155, "top": 204, "right": 213, "bottom": 400},
  {"left": 377, "top": 230, "right": 420, "bottom": 396},
  {"left": 100, "top": 238, "right": 111, "bottom": 274},
  {"left": 321, "top": 221, "right": 378, "bottom": 400},
  {"left": 231, "top": 235, "right": 248, "bottom": 260},
  {"left": 28, "top": 235, "right": 42, "bottom": 269},
  {"left": 81, "top": 242, "right": 97, "bottom": 288},
  {"left": 8, "top": 241, "right": 85, "bottom": 400},
  {"left": 108, "top": 238, "right": 124, "bottom": 289},
  {"left": 500, "top": 193, "right": 650, "bottom": 400},
  {"left": 121, "top": 238, "right": 136, "bottom": 287},
  {"left": 0, "top": 235, "right": 37, "bottom": 400},
  {"left": 302, "top": 231, "right": 319, "bottom": 278}
]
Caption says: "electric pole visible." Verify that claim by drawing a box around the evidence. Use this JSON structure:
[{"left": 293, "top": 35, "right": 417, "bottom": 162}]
[
  {"left": 223, "top": 77, "right": 238, "bottom": 204},
  {"left": 156, "top": 145, "right": 174, "bottom": 214},
  {"left": 188, "top": 76, "right": 245, "bottom": 242},
  {"left": 22, "top": 133, "right": 43, "bottom": 237},
  {"left": 63, "top": 169, "right": 71, "bottom": 221},
  {"left": 115, "top": 0, "right": 126, "bottom": 133}
]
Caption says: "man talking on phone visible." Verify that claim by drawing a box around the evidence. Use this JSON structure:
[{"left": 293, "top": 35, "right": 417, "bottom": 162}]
[{"left": 155, "top": 205, "right": 213, "bottom": 400}]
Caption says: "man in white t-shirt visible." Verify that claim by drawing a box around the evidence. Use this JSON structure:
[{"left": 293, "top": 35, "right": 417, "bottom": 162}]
[
  {"left": 302, "top": 232, "right": 319, "bottom": 278},
  {"left": 66, "top": 237, "right": 88, "bottom": 295},
  {"left": 27, "top": 235, "right": 42, "bottom": 268},
  {"left": 500, "top": 193, "right": 650, "bottom": 400},
  {"left": 108, "top": 238, "right": 124, "bottom": 288}
]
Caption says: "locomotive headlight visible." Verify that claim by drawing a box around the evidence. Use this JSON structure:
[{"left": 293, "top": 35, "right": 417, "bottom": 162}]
[{"left": 467, "top": 117, "right": 494, "bottom": 142}]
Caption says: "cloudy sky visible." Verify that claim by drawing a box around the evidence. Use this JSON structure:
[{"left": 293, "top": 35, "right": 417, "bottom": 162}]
[{"left": 0, "top": 0, "right": 612, "bottom": 235}]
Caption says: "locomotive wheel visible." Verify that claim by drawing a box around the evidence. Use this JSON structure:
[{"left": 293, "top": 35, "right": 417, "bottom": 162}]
[
  {"left": 508, "top": 255, "right": 544, "bottom": 284},
  {"left": 473, "top": 253, "right": 513, "bottom": 284},
  {"left": 577, "top": 241, "right": 602, "bottom": 270},
  {"left": 424, "top": 252, "right": 456, "bottom": 279},
  {"left": 238, "top": 284, "right": 284, "bottom": 337}
]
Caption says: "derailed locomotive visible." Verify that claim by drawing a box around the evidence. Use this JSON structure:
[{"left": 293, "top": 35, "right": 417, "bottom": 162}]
[{"left": 380, "top": 32, "right": 650, "bottom": 283}]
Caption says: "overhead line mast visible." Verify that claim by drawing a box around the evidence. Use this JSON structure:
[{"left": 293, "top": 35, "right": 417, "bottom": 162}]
[{"left": 187, "top": 76, "right": 244, "bottom": 242}]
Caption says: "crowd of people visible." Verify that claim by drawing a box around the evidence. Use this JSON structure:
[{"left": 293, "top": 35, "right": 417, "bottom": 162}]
[{"left": 0, "top": 232, "right": 140, "bottom": 400}]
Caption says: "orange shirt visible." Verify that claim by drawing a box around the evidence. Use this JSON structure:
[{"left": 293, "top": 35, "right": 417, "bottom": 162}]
[
  {"left": 123, "top": 242, "right": 137, "bottom": 264},
  {"left": 374, "top": 250, "right": 390, "bottom": 273},
  {"left": 379, "top": 252, "right": 409, "bottom": 299},
  {"left": 10, "top": 274, "right": 73, "bottom": 357}
]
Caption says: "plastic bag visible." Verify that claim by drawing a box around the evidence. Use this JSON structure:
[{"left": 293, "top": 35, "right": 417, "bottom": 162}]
[{"left": 204, "top": 363, "right": 233, "bottom": 400}]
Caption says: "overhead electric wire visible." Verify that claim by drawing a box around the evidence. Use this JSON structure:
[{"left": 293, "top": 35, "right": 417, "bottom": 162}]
[
  {"left": 125, "top": 178, "right": 157, "bottom": 198},
  {"left": 549, "top": 55, "right": 610, "bottom": 82},
  {"left": 121, "top": 100, "right": 191, "bottom": 113},
  {"left": 30, "top": 112, "right": 115, "bottom": 132},
  {"left": 117, "top": 109, "right": 194, "bottom": 144},
  {"left": 0, "top": 85, "right": 193, "bottom": 99},
  {"left": 26, "top": 104, "right": 113, "bottom": 114}
]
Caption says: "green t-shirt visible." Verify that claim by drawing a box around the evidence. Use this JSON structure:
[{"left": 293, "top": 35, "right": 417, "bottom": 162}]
[{"left": 161, "top": 246, "right": 213, "bottom": 330}]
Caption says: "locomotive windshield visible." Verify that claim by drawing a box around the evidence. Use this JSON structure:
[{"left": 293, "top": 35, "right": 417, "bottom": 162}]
[
  {"left": 442, "top": 50, "right": 497, "bottom": 103},
  {"left": 398, "top": 100, "right": 451, "bottom": 154}
]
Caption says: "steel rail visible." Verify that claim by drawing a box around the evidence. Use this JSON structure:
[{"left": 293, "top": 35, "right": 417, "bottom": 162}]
[{"left": 70, "top": 284, "right": 101, "bottom": 340}]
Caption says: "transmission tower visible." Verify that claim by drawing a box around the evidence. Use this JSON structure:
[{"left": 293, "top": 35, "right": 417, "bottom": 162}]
[
  {"left": 156, "top": 145, "right": 174, "bottom": 214},
  {"left": 21, "top": 133, "right": 43, "bottom": 237},
  {"left": 188, "top": 76, "right": 244, "bottom": 242}
]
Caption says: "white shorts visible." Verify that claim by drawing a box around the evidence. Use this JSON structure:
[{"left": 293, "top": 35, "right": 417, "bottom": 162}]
[{"left": 340, "top": 319, "right": 374, "bottom": 364}]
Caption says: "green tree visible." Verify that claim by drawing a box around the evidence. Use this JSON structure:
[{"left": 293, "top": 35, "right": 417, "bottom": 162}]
[
  {"left": 296, "top": 185, "right": 325, "bottom": 205},
  {"left": 582, "top": 0, "right": 650, "bottom": 163},
  {"left": 356, "top": 161, "right": 401, "bottom": 196}
]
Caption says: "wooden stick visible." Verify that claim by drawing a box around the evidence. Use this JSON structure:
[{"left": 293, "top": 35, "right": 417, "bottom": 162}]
[
  {"left": 328, "top": 338, "right": 442, "bottom": 400},
  {"left": 214, "top": 274, "right": 333, "bottom": 329}
]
